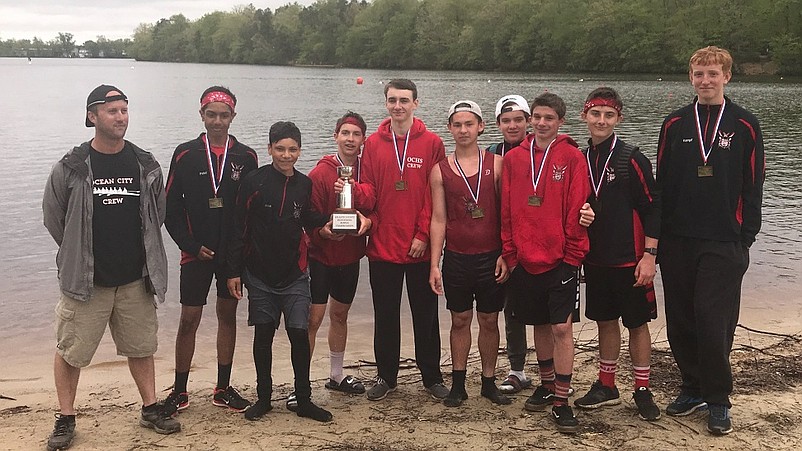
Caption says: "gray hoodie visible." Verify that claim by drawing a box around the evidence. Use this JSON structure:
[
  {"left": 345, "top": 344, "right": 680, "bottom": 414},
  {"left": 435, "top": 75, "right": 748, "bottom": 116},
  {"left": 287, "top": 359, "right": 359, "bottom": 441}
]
[{"left": 42, "top": 141, "right": 168, "bottom": 303}]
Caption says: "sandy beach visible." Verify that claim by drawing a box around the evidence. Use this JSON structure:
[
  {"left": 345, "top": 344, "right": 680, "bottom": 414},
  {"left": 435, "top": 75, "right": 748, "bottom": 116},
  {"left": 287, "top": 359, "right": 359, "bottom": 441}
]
[{"left": 2, "top": 282, "right": 802, "bottom": 450}]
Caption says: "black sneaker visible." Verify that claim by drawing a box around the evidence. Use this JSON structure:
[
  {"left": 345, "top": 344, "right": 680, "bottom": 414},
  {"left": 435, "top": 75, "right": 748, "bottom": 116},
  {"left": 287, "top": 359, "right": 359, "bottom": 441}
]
[
  {"left": 47, "top": 414, "right": 75, "bottom": 451},
  {"left": 633, "top": 387, "right": 661, "bottom": 421},
  {"left": 665, "top": 393, "right": 707, "bottom": 416},
  {"left": 213, "top": 386, "right": 251, "bottom": 412},
  {"left": 551, "top": 404, "right": 580, "bottom": 434},
  {"left": 161, "top": 390, "right": 189, "bottom": 417},
  {"left": 707, "top": 404, "right": 733, "bottom": 435},
  {"left": 140, "top": 405, "right": 181, "bottom": 435},
  {"left": 524, "top": 385, "right": 554, "bottom": 411},
  {"left": 574, "top": 380, "right": 621, "bottom": 409}
]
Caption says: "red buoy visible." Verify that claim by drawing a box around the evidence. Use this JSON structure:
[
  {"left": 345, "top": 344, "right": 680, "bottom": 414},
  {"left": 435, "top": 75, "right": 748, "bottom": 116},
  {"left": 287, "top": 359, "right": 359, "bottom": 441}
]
[{"left": 356, "top": 77, "right": 364, "bottom": 85}]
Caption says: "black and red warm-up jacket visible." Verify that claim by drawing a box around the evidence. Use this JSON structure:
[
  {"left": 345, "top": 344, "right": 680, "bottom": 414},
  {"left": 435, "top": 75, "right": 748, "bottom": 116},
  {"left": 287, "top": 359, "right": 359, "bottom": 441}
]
[
  {"left": 226, "top": 164, "right": 329, "bottom": 288},
  {"left": 656, "top": 96, "right": 765, "bottom": 247},
  {"left": 584, "top": 135, "right": 661, "bottom": 267},
  {"left": 501, "top": 133, "right": 590, "bottom": 274},
  {"left": 165, "top": 134, "right": 258, "bottom": 264}
]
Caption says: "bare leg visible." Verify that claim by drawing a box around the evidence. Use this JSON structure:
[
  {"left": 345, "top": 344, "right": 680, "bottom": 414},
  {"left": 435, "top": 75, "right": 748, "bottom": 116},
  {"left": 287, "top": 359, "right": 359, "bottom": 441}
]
[
  {"left": 628, "top": 323, "right": 652, "bottom": 368},
  {"left": 597, "top": 320, "right": 622, "bottom": 363},
  {"left": 327, "top": 298, "right": 351, "bottom": 354},
  {"left": 551, "top": 317, "right": 574, "bottom": 376},
  {"left": 129, "top": 356, "right": 157, "bottom": 406},
  {"left": 308, "top": 303, "right": 327, "bottom": 358},
  {"left": 175, "top": 306, "right": 203, "bottom": 373},
  {"left": 450, "top": 310, "right": 473, "bottom": 371},
  {"left": 54, "top": 353, "right": 80, "bottom": 415},
  {"left": 216, "top": 297, "right": 239, "bottom": 366},
  {"left": 477, "top": 312, "right": 500, "bottom": 377}
]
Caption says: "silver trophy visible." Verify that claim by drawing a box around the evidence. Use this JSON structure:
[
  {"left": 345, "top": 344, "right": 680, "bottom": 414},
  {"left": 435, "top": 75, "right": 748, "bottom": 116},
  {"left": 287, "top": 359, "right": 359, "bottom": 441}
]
[{"left": 331, "top": 165, "right": 360, "bottom": 234}]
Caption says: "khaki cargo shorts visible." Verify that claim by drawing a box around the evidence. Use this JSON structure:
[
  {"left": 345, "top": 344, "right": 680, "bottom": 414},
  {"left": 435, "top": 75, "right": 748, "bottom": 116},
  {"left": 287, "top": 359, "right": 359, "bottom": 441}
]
[{"left": 55, "top": 279, "right": 158, "bottom": 368}]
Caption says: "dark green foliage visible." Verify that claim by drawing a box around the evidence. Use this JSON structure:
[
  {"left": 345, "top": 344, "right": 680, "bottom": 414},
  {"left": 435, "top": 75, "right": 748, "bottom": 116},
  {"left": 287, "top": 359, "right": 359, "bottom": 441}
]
[{"left": 2, "top": 0, "right": 799, "bottom": 73}]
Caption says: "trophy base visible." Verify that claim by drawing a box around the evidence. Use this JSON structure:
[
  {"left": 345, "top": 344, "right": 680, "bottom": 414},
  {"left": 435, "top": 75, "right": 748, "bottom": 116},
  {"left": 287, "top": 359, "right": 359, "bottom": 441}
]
[{"left": 331, "top": 211, "right": 361, "bottom": 235}]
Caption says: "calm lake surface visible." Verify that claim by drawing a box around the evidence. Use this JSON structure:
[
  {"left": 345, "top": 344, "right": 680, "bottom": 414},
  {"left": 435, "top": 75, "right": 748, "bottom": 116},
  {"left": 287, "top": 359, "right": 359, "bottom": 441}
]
[{"left": 0, "top": 58, "right": 800, "bottom": 376}]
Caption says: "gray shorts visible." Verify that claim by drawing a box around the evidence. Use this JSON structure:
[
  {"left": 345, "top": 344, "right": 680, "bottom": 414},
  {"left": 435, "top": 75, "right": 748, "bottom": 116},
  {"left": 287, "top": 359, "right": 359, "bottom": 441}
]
[
  {"left": 55, "top": 279, "right": 158, "bottom": 368},
  {"left": 244, "top": 269, "right": 311, "bottom": 330}
]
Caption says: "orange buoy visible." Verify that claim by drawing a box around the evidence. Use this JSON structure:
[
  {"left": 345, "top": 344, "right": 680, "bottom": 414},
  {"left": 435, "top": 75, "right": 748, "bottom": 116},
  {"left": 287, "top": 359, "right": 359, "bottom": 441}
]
[{"left": 356, "top": 77, "right": 364, "bottom": 85}]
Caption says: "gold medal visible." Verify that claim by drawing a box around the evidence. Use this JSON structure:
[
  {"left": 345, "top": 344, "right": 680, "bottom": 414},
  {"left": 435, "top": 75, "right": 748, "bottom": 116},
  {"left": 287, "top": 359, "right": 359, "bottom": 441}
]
[
  {"left": 395, "top": 180, "right": 407, "bottom": 191},
  {"left": 209, "top": 197, "right": 224, "bottom": 208},
  {"left": 528, "top": 195, "right": 542, "bottom": 207},
  {"left": 697, "top": 165, "right": 714, "bottom": 177},
  {"left": 470, "top": 207, "right": 485, "bottom": 219}
]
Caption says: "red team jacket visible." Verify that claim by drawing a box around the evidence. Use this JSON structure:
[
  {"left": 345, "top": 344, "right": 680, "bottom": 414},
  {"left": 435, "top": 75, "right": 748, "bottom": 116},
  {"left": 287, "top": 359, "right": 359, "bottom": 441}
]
[
  {"left": 307, "top": 154, "right": 367, "bottom": 267},
  {"left": 354, "top": 117, "right": 446, "bottom": 264},
  {"left": 501, "top": 133, "right": 590, "bottom": 274}
]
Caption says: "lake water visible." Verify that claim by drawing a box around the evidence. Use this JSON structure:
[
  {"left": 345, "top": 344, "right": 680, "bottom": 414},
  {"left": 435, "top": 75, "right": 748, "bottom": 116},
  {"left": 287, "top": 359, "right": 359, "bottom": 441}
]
[{"left": 1, "top": 58, "right": 800, "bottom": 381}]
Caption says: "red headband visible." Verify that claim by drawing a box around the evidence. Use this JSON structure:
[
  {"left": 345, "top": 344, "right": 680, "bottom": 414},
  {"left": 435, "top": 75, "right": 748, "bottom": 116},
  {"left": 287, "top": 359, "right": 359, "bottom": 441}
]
[
  {"left": 583, "top": 98, "right": 621, "bottom": 114},
  {"left": 336, "top": 117, "right": 366, "bottom": 135},
  {"left": 201, "top": 91, "right": 236, "bottom": 112}
]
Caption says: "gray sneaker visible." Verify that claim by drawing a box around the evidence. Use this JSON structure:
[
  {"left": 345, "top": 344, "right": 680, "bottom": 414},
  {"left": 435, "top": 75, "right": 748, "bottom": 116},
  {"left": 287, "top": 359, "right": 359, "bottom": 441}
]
[
  {"left": 366, "top": 377, "right": 396, "bottom": 401},
  {"left": 47, "top": 414, "right": 75, "bottom": 451},
  {"left": 140, "top": 405, "right": 181, "bottom": 434},
  {"left": 425, "top": 382, "right": 449, "bottom": 400}
]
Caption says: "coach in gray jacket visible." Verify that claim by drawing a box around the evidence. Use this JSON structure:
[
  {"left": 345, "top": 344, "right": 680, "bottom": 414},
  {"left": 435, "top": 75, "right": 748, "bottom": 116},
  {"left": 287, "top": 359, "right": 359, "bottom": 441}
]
[{"left": 42, "top": 85, "right": 178, "bottom": 451}]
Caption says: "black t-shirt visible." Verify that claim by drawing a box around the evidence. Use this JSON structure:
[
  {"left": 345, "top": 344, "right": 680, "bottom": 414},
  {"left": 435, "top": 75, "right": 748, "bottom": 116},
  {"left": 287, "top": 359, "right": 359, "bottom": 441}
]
[{"left": 90, "top": 144, "right": 144, "bottom": 287}]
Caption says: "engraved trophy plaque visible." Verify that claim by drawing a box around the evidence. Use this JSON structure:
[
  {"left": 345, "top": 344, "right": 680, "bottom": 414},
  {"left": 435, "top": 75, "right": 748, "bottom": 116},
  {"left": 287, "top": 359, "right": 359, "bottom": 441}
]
[{"left": 331, "top": 165, "right": 360, "bottom": 234}]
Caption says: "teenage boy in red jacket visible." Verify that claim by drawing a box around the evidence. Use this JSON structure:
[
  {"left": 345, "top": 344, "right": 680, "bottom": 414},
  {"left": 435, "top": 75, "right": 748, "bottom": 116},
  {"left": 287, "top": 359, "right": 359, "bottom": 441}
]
[
  {"left": 429, "top": 100, "right": 510, "bottom": 408},
  {"left": 501, "top": 92, "right": 590, "bottom": 433},
  {"left": 307, "top": 112, "right": 370, "bottom": 395},
  {"left": 345, "top": 79, "right": 448, "bottom": 401}
]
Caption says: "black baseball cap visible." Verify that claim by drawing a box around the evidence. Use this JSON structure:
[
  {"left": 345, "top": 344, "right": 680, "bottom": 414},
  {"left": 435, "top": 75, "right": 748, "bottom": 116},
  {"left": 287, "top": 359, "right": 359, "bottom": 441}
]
[{"left": 85, "top": 84, "right": 127, "bottom": 127}]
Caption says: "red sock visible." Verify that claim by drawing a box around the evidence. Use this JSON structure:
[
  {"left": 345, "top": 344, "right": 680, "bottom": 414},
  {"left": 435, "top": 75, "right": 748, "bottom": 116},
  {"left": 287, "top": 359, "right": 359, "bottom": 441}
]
[
  {"left": 538, "top": 358, "right": 555, "bottom": 391},
  {"left": 633, "top": 365, "right": 650, "bottom": 389},
  {"left": 599, "top": 359, "right": 617, "bottom": 388},
  {"left": 553, "top": 373, "right": 572, "bottom": 406}
]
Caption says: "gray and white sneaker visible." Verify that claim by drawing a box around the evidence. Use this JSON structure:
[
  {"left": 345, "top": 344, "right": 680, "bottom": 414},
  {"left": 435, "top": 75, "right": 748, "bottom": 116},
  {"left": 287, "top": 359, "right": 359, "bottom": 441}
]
[
  {"left": 425, "top": 382, "right": 449, "bottom": 400},
  {"left": 366, "top": 377, "right": 396, "bottom": 401}
]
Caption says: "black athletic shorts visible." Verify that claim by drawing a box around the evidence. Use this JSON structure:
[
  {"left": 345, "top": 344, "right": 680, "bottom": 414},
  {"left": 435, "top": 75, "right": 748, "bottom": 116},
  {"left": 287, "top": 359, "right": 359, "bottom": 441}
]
[
  {"left": 505, "top": 263, "right": 580, "bottom": 325},
  {"left": 583, "top": 263, "right": 657, "bottom": 329},
  {"left": 308, "top": 258, "right": 360, "bottom": 305},
  {"left": 179, "top": 259, "right": 234, "bottom": 306},
  {"left": 442, "top": 249, "right": 505, "bottom": 314}
]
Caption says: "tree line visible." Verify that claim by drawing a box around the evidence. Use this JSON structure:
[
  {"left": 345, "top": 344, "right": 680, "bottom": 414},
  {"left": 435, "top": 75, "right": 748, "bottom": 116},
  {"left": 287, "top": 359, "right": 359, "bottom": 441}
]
[
  {"left": 0, "top": 32, "right": 130, "bottom": 58},
  {"left": 6, "top": 0, "right": 802, "bottom": 74}
]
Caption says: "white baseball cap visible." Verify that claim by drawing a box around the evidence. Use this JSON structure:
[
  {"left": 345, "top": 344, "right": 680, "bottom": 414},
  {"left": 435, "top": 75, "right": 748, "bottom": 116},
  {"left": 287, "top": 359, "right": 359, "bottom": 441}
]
[{"left": 494, "top": 95, "right": 530, "bottom": 120}]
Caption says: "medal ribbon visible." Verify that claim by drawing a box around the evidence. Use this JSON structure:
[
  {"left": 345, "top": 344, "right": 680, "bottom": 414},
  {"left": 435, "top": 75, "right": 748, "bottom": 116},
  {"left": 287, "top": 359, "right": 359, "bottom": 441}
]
[
  {"left": 335, "top": 153, "right": 361, "bottom": 182},
  {"left": 529, "top": 138, "right": 555, "bottom": 195},
  {"left": 694, "top": 99, "right": 726, "bottom": 165},
  {"left": 586, "top": 134, "right": 617, "bottom": 200},
  {"left": 204, "top": 134, "right": 230, "bottom": 198},
  {"left": 454, "top": 147, "right": 483, "bottom": 206},
  {"left": 392, "top": 130, "right": 410, "bottom": 178}
]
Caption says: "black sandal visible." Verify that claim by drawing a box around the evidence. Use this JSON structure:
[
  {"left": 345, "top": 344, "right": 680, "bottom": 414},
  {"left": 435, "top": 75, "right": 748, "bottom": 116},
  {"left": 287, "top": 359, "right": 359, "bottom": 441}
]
[{"left": 325, "top": 375, "right": 366, "bottom": 394}]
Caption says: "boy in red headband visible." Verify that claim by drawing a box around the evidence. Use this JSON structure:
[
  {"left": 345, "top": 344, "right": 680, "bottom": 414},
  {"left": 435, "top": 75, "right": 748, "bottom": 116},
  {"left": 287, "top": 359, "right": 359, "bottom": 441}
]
[
  {"left": 162, "top": 86, "right": 258, "bottom": 415},
  {"left": 306, "top": 112, "right": 371, "bottom": 396},
  {"left": 572, "top": 87, "right": 662, "bottom": 422}
]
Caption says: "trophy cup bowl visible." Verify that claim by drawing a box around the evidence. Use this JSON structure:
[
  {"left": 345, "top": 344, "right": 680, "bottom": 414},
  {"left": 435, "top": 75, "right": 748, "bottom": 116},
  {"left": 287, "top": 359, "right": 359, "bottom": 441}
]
[{"left": 332, "top": 165, "right": 360, "bottom": 234}]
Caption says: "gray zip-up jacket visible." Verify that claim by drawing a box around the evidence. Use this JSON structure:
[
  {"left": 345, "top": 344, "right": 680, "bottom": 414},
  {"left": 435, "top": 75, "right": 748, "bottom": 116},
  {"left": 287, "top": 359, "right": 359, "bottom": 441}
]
[{"left": 42, "top": 141, "right": 168, "bottom": 303}]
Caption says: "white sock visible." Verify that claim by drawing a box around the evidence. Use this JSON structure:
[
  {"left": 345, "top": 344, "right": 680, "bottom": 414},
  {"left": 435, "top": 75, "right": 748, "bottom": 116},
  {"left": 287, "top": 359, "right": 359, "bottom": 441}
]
[
  {"left": 509, "top": 370, "right": 527, "bottom": 381},
  {"left": 330, "top": 351, "right": 345, "bottom": 383}
]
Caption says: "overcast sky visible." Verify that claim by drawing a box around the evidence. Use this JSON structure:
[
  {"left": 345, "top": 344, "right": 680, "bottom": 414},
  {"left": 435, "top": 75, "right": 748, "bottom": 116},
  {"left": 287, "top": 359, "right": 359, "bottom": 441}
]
[{"left": 0, "top": 1, "right": 314, "bottom": 43}]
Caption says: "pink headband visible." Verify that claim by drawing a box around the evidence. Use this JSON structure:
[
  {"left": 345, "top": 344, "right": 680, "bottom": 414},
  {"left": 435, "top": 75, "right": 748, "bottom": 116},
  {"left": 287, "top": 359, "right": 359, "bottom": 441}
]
[
  {"left": 336, "top": 117, "right": 366, "bottom": 135},
  {"left": 201, "top": 91, "right": 236, "bottom": 112},
  {"left": 583, "top": 98, "right": 621, "bottom": 114}
]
